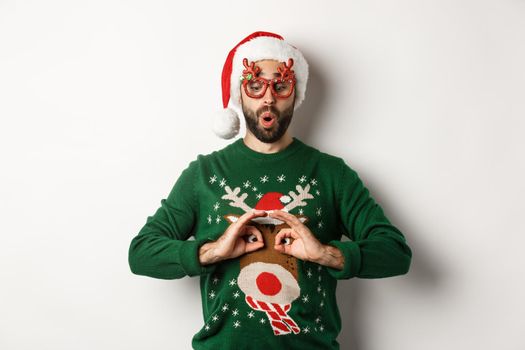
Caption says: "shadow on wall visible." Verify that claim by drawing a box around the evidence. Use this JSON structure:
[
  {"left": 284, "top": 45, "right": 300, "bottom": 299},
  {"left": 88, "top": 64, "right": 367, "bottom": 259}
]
[
  {"left": 335, "top": 227, "right": 442, "bottom": 349},
  {"left": 295, "top": 54, "right": 443, "bottom": 350}
]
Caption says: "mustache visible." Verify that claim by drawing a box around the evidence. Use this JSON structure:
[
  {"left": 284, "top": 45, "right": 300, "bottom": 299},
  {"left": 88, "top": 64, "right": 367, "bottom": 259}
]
[{"left": 256, "top": 105, "right": 279, "bottom": 118}]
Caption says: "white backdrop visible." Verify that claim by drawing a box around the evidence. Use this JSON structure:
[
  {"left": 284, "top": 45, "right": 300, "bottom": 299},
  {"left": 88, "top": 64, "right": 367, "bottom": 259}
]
[{"left": 1, "top": 1, "right": 524, "bottom": 349}]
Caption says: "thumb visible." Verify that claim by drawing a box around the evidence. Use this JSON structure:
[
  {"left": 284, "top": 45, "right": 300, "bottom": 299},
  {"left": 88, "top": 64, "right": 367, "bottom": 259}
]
[
  {"left": 245, "top": 240, "right": 264, "bottom": 253},
  {"left": 274, "top": 242, "right": 293, "bottom": 256}
]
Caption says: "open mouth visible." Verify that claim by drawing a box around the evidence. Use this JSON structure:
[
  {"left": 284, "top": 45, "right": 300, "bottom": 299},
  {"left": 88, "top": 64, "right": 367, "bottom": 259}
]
[{"left": 260, "top": 112, "right": 276, "bottom": 128}]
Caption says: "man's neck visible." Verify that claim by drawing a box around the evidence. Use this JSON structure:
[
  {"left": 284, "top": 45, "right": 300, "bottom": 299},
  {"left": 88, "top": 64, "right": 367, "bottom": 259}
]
[{"left": 242, "top": 132, "right": 293, "bottom": 154}]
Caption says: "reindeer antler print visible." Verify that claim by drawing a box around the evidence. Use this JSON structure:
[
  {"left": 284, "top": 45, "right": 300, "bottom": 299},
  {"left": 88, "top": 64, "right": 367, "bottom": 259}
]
[
  {"left": 221, "top": 186, "right": 253, "bottom": 213},
  {"left": 242, "top": 58, "right": 261, "bottom": 80},
  {"left": 277, "top": 58, "right": 295, "bottom": 81},
  {"left": 283, "top": 184, "right": 314, "bottom": 212}
]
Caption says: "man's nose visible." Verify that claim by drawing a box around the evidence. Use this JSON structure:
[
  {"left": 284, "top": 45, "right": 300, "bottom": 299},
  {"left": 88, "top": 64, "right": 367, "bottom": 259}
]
[{"left": 263, "top": 86, "right": 275, "bottom": 105}]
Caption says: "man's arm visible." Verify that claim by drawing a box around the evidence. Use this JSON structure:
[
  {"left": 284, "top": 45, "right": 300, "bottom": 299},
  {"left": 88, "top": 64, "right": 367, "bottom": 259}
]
[
  {"left": 325, "top": 159, "right": 412, "bottom": 279},
  {"left": 313, "top": 244, "right": 345, "bottom": 270},
  {"left": 128, "top": 161, "right": 215, "bottom": 280}
]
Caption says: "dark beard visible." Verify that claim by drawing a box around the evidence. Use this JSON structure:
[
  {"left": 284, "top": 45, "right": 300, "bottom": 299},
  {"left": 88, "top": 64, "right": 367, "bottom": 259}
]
[{"left": 241, "top": 103, "right": 294, "bottom": 144}]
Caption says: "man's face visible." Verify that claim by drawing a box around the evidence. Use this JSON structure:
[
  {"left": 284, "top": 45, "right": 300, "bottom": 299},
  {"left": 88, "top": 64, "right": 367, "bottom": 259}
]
[{"left": 240, "top": 59, "right": 296, "bottom": 144}]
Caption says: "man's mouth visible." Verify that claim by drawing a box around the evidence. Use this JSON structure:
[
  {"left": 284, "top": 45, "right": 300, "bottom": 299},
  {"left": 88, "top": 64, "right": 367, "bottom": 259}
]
[{"left": 260, "top": 111, "right": 276, "bottom": 128}]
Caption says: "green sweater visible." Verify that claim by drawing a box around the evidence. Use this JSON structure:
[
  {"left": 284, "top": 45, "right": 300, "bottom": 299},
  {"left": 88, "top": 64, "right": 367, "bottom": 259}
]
[{"left": 128, "top": 137, "right": 412, "bottom": 350}]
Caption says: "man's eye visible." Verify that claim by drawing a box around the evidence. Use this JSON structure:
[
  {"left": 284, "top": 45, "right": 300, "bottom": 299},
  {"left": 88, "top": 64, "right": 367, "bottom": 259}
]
[
  {"left": 281, "top": 237, "right": 293, "bottom": 245},
  {"left": 245, "top": 234, "right": 258, "bottom": 243},
  {"left": 248, "top": 82, "right": 262, "bottom": 91}
]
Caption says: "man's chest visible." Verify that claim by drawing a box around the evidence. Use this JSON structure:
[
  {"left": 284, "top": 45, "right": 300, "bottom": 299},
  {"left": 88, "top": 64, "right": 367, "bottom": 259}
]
[{"left": 194, "top": 163, "right": 341, "bottom": 243}]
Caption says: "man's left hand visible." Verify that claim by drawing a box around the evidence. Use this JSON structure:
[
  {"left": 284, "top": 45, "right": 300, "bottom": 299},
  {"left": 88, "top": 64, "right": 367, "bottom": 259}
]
[
  {"left": 270, "top": 209, "right": 323, "bottom": 261},
  {"left": 269, "top": 210, "right": 344, "bottom": 270}
]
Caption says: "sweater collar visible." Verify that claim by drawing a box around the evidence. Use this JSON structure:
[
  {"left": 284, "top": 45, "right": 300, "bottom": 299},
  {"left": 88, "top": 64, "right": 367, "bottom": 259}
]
[{"left": 233, "top": 136, "right": 304, "bottom": 161}]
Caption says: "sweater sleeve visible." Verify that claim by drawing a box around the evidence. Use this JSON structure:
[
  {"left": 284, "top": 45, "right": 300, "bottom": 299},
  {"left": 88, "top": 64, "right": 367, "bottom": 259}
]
[
  {"left": 128, "top": 160, "right": 216, "bottom": 279},
  {"left": 325, "top": 159, "right": 412, "bottom": 280}
]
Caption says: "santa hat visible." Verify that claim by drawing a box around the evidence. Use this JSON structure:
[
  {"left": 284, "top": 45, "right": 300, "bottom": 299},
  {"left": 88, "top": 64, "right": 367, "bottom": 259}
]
[
  {"left": 212, "top": 31, "right": 309, "bottom": 139},
  {"left": 250, "top": 192, "right": 291, "bottom": 225}
]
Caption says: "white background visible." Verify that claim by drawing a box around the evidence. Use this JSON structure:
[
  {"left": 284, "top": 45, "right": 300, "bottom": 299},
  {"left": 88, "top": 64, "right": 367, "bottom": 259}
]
[{"left": 1, "top": 1, "right": 524, "bottom": 349}]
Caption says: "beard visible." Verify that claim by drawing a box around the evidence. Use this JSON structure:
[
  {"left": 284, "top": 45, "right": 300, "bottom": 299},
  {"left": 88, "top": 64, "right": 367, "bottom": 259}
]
[{"left": 241, "top": 102, "right": 294, "bottom": 144}]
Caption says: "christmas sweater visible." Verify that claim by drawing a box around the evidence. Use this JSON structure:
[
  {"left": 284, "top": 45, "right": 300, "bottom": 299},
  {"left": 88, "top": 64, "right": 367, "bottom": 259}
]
[{"left": 128, "top": 137, "right": 412, "bottom": 350}]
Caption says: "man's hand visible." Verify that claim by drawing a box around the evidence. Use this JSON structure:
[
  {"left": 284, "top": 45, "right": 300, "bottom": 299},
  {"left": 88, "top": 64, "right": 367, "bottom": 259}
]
[
  {"left": 270, "top": 210, "right": 325, "bottom": 261},
  {"left": 199, "top": 210, "right": 267, "bottom": 265},
  {"left": 270, "top": 210, "right": 345, "bottom": 270}
]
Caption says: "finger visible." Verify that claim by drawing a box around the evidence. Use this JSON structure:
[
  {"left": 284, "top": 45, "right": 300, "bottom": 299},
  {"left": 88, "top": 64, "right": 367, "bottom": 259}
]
[
  {"left": 269, "top": 210, "right": 303, "bottom": 230},
  {"left": 245, "top": 240, "right": 264, "bottom": 253},
  {"left": 270, "top": 211, "right": 307, "bottom": 238},
  {"left": 275, "top": 242, "right": 293, "bottom": 256},
  {"left": 274, "top": 243, "right": 285, "bottom": 253},
  {"left": 243, "top": 225, "right": 264, "bottom": 243},
  {"left": 274, "top": 230, "right": 286, "bottom": 245},
  {"left": 236, "top": 209, "right": 267, "bottom": 227},
  {"left": 274, "top": 229, "right": 297, "bottom": 245}
]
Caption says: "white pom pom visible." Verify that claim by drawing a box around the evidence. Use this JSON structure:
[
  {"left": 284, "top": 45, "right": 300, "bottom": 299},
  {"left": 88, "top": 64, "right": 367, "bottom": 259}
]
[
  {"left": 280, "top": 195, "right": 291, "bottom": 204},
  {"left": 212, "top": 108, "right": 240, "bottom": 139}
]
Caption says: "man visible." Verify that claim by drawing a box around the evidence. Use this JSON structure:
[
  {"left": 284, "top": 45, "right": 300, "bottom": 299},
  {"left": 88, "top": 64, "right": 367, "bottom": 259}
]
[{"left": 128, "top": 31, "right": 412, "bottom": 350}]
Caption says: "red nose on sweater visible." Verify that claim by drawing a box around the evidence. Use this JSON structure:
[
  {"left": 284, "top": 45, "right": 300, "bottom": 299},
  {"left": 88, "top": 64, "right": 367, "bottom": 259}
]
[{"left": 256, "top": 272, "right": 282, "bottom": 296}]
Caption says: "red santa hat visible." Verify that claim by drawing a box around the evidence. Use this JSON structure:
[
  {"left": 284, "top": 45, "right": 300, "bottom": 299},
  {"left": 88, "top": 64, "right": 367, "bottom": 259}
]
[
  {"left": 212, "top": 31, "right": 309, "bottom": 139},
  {"left": 251, "top": 192, "right": 292, "bottom": 225}
]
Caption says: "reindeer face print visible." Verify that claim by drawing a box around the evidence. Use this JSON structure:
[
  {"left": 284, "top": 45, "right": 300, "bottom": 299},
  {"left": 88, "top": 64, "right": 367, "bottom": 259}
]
[
  {"left": 221, "top": 185, "right": 314, "bottom": 336},
  {"left": 224, "top": 216, "right": 309, "bottom": 305}
]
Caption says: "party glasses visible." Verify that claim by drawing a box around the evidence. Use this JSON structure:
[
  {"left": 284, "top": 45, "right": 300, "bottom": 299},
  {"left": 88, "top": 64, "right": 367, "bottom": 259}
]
[{"left": 240, "top": 58, "right": 296, "bottom": 99}]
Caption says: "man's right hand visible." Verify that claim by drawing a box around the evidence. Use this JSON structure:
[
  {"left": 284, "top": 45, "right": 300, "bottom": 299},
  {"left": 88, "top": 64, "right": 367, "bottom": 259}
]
[{"left": 198, "top": 210, "right": 267, "bottom": 265}]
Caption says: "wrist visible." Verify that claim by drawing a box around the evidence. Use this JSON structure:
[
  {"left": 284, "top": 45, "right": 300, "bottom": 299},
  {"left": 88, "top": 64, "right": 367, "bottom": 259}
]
[
  {"left": 313, "top": 244, "right": 345, "bottom": 270},
  {"left": 308, "top": 244, "right": 327, "bottom": 263},
  {"left": 199, "top": 241, "right": 221, "bottom": 265}
]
